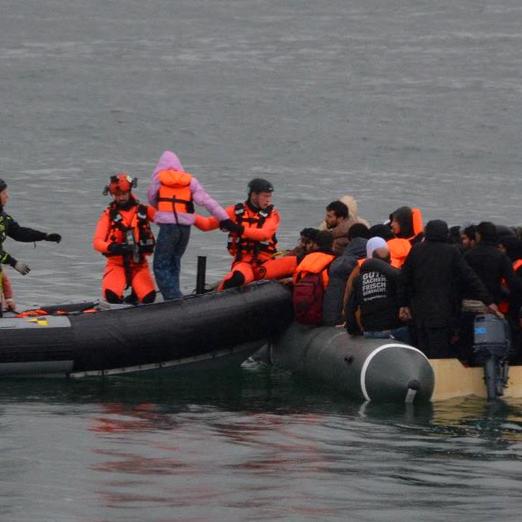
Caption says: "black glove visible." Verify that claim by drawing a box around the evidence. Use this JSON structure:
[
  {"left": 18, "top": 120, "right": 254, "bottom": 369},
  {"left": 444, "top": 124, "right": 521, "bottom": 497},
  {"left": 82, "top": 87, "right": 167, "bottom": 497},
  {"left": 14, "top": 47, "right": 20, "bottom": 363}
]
[
  {"left": 107, "top": 243, "right": 133, "bottom": 255},
  {"left": 45, "top": 233, "right": 62, "bottom": 243},
  {"left": 219, "top": 219, "right": 244, "bottom": 235},
  {"left": 14, "top": 261, "right": 31, "bottom": 275}
]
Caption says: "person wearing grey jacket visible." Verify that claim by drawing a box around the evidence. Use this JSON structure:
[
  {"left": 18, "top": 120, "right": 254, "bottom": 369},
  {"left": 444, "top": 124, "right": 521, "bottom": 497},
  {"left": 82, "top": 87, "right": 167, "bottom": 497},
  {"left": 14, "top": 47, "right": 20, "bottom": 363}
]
[{"left": 322, "top": 224, "right": 369, "bottom": 325}]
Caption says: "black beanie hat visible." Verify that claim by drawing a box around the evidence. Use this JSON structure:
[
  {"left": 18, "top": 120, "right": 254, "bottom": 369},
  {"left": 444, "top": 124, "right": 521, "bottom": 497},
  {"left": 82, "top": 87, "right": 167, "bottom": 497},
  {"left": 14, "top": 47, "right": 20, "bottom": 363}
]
[
  {"left": 425, "top": 220, "right": 449, "bottom": 242},
  {"left": 368, "top": 223, "right": 394, "bottom": 241},
  {"left": 0, "top": 179, "right": 6, "bottom": 192}
]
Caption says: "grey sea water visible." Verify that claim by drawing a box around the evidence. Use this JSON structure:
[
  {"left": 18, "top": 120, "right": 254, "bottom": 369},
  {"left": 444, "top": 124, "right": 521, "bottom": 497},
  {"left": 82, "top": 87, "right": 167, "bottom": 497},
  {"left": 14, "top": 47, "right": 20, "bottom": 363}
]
[{"left": 1, "top": 0, "right": 521, "bottom": 520}]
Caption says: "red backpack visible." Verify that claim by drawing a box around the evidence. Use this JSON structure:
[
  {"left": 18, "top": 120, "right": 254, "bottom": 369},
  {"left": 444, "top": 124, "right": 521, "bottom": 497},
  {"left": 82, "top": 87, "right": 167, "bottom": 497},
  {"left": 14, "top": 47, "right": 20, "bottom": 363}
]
[{"left": 293, "top": 272, "right": 325, "bottom": 325}]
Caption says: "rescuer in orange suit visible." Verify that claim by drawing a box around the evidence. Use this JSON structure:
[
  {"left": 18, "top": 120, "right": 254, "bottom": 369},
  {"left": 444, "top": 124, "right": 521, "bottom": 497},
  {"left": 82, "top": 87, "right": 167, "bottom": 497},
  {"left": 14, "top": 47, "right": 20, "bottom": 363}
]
[
  {"left": 195, "top": 178, "right": 297, "bottom": 290},
  {"left": 93, "top": 174, "right": 157, "bottom": 304}
]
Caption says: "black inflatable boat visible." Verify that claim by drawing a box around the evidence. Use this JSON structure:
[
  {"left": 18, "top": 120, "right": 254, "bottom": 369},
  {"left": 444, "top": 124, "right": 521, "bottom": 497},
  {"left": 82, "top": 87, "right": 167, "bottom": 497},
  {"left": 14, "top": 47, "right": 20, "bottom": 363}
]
[
  {"left": 0, "top": 281, "right": 293, "bottom": 378},
  {"left": 272, "top": 323, "right": 434, "bottom": 403}
]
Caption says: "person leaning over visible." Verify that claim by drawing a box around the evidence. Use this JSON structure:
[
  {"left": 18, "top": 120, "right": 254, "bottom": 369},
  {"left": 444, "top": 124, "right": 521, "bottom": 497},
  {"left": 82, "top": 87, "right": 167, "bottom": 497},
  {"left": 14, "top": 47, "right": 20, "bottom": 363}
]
[
  {"left": 0, "top": 178, "right": 61, "bottom": 316},
  {"left": 194, "top": 178, "right": 297, "bottom": 290},
  {"left": 147, "top": 150, "right": 231, "bottom": 300},
  {"left": 93, "top": 174, "right": 156, "bottom": 304}
]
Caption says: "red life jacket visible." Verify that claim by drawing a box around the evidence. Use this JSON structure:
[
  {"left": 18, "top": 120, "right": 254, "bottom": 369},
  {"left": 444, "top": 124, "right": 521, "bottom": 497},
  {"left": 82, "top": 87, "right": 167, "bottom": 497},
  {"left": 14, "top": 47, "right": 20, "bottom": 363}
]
[
  {"left": 227, "top": 203, "right": 278, "bottom": 262},
  {"left": 293, "top": 252, "right": 335, "bottom": 325}
]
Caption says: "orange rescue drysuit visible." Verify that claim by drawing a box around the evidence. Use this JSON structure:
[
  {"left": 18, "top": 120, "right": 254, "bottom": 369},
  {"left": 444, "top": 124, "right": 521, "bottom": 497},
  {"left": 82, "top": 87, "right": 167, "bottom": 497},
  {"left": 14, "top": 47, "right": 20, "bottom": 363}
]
[
  {"left": 195, "top": 201, "right": 297, "bottom": 288},
  {"left": 93, "top": 200, "right": 157, "bottom": 303}
]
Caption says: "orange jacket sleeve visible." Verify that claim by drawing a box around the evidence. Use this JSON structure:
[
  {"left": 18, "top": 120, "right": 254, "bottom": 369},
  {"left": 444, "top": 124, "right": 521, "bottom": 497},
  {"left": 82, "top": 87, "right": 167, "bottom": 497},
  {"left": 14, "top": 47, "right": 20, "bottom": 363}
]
[
  {"left": 93, "top": 210, "right": 112, "bottom": 254},
  {"left": 193, "top": 205, "right": 235, "bottom": 231}
]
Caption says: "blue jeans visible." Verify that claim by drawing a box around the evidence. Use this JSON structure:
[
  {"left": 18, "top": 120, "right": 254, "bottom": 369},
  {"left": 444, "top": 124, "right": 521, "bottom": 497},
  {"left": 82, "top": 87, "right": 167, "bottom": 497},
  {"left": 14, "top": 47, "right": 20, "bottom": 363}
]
[{"left": 153, "top": 224, "right": 191, "bottom": 300}]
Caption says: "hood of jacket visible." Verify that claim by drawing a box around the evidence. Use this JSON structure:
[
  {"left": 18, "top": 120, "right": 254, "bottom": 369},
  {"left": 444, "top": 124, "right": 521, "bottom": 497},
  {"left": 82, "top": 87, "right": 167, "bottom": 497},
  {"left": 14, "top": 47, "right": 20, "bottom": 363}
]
[
  {"left": 153, "top": 150, "right": 185, "bottom": 178},
  {"left": 152, "top": 151, "right": 192, "bottom": 187},
  {"left": 390, "top": 206, "right": 414, "bottom": 238}
]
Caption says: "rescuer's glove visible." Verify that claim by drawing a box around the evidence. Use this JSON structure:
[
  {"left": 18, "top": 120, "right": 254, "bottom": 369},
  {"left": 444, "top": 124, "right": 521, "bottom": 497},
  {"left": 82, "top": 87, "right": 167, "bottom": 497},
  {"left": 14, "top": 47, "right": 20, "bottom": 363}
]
[
  {"left": 219, "top": 219, "right": 244, "bottom": 235},
  {"left": 107, "top": 243, "right": 134, "bottom": 255},
  {"left": 13, "top": 261, "right": 31, "bottom": 275},
  {"left": 45, "top": 233, "right": 62, "bottom": 243}
]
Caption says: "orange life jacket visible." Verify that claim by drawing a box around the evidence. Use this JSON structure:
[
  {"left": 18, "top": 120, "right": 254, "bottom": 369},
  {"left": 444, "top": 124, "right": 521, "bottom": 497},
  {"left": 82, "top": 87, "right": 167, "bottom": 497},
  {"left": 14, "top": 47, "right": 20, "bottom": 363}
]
[
  {"left": 387, "top": 238, "right": 411, "bottom": 268},
  {"left": 386, "top": 208, "right": 424, "bottom": 268},
  {"left": 498, "top": 259, "right": 522, "bottom": 313},
  {"left": 104, "top": 202, "right": 155, "bottom": 261},
  {"left": 293, "top": 251, "right": 336, "bottom": 288},
  {"left": 156, "top": 170, "right": 195, "bottom": 216},
  {"left": 227, "top": 203, "right": 278, "bottom": 263},
  {"left": 410, "top": 208, "right": 424, "bottom": 238}
]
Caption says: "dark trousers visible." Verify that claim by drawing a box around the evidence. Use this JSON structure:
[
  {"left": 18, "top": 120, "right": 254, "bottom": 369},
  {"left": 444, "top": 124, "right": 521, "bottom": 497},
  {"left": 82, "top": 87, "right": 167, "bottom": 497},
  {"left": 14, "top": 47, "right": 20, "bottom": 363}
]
[
  {"left": 414, "top": 323, "right": 452, "bottom": 358},
  {"left": 153, "top": 224, "right": 191, "bottom": 300}
]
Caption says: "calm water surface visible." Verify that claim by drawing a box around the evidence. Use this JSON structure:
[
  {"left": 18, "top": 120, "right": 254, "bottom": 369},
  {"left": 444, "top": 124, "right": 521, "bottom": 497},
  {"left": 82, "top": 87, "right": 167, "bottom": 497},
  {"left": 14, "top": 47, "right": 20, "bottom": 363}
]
[{"left": 1, "top": 1, "right": 522, "bottom": 520}]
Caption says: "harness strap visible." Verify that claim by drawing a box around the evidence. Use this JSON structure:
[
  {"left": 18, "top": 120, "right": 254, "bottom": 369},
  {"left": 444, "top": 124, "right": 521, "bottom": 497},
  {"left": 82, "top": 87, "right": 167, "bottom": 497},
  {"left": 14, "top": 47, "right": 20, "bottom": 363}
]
[
  {"left": 228, "top": 203, "right": 277, "bottom": 262},
  {"left": 157, "top": 196, "right": 195, "bottom": 213}
]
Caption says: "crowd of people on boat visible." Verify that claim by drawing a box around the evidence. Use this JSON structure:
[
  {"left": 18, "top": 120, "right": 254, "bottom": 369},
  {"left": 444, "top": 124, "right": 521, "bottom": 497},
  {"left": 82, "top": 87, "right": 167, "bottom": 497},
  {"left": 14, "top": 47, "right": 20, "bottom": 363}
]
[
  {"left": 290, "top": 201, "right": 522, "bottom": 363},
  {"left": 1, "top": 150, "right": 521, "bottom": 364}
]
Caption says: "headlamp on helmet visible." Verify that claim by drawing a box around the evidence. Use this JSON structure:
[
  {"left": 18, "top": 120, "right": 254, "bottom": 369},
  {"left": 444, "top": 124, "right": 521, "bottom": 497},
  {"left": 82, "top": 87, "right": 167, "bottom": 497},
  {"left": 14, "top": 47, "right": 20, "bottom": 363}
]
[{"left": 103, "top": 173, "right": 138, "bottom": 196}]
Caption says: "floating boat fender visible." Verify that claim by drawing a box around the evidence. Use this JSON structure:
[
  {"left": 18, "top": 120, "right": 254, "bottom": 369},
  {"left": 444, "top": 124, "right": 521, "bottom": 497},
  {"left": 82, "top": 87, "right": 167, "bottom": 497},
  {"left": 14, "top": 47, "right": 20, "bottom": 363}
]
[{"left": 272, "top": 323, "right": 434, "bottom": 403}]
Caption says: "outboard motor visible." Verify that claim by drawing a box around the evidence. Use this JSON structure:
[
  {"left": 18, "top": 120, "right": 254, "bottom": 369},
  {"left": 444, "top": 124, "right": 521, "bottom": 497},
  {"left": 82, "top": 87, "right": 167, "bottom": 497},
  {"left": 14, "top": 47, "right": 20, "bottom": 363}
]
[{"left": 473, "top": 314, "right": 510, "bottom": 400}]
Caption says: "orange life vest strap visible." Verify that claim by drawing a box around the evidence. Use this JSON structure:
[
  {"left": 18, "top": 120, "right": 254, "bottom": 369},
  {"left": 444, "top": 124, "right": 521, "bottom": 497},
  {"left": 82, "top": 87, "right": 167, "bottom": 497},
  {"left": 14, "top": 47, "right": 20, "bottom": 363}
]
[{"left": 228, "top": 203, "right": 278, "bottom": 262}]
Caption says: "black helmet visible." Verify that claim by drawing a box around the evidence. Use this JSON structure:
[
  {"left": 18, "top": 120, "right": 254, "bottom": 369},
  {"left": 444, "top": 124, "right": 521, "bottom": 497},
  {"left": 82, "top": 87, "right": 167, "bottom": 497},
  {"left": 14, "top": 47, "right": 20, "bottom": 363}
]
[
  {"left": 248, "top": 178, "right": 273, "bottom": 195},
  {"left": 0, "top": 178, "right": 7, "bottom": 192}
]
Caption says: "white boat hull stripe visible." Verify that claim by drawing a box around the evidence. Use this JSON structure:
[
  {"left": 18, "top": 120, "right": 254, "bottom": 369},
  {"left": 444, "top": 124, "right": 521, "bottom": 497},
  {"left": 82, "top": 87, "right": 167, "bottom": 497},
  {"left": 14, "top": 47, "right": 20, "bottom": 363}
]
[{"left": 359, "top": 343, "right": 429, "bottom": 402}]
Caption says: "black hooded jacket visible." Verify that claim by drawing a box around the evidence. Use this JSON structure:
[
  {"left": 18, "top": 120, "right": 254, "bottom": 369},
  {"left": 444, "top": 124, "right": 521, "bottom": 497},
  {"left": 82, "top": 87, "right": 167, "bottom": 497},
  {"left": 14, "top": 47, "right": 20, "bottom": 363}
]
[
  {"left": 464, "top": 241, "right": 522, "bottom": 304},
  {"left": 399, "top": 221, "right": 493, "bottom": 327}
]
